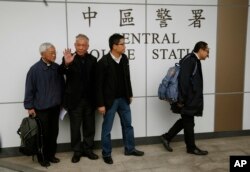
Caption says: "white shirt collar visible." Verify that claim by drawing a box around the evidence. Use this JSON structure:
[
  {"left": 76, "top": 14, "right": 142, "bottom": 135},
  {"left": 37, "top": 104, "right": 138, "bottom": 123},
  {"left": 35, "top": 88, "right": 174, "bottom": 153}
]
[
  {"left": 193, "top": 52, "right": 200, "bottom": 60},
  {"left": 41, "top": 57, "right": 51, "bottom": 66},
  {"left": 110, "top": 52, "right": 122, "bottom": 64}
]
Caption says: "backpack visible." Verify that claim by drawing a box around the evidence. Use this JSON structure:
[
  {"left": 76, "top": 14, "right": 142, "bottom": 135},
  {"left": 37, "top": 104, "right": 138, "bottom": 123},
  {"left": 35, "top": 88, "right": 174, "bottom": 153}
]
[
  {"left": 158, "top": 54, "right": 197, "bottom": 113},
  {"left": 17, "top": 116, "right": 44, "bottom": 160},
  {"left": 158, "top": 63, "right": 180, "bottom": 103}
]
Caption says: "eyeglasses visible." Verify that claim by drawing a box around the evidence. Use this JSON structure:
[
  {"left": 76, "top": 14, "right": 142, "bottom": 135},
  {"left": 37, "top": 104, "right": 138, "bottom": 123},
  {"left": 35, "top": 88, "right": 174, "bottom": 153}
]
[
  {"left": 204, "top": 48, "right": 209, "bottom": 53},
  {"left": 116, "top": 43, "right": 125, "bottom": 46}
]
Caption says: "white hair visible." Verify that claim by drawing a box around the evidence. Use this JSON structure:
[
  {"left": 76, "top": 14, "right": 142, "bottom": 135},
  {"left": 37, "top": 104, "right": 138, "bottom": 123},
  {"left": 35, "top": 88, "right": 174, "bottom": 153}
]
[
  {"left": 39, "top": 42, "right": 55, "bottom": 54},
  {"left": 76, "top": 34, "right": 89, "bottom": 41}
]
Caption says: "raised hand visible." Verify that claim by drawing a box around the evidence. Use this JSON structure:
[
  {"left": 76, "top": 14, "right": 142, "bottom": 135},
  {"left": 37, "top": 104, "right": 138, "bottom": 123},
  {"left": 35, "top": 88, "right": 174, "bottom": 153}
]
[{"left": 63, "top": 48, "right": 75, "bottom": 66}]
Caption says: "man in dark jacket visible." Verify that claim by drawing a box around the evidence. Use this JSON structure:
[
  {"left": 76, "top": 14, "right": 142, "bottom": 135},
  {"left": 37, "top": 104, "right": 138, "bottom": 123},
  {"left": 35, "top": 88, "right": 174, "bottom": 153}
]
[
  {"left": 59, "top": 34, "right": 98, "bottom": 163},
  {"left": 96, "top": 33, "right": 144, "bottom": 164},
  {"left": 24, "top": 42, "right": 64, "bottom": 166},
  {"left": 161, "top": 41, "right": 209, "bottom": 155}
]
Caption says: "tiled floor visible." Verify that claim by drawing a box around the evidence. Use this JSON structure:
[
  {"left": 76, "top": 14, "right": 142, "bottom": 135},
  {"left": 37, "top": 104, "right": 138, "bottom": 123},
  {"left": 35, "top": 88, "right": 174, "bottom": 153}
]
[{"left": 0, "top": 136, "right": 250, "bottom": 172}]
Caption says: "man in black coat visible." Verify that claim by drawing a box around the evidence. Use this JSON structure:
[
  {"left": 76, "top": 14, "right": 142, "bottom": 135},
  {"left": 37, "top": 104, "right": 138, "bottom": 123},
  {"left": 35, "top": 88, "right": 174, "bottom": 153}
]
[
  {"left": 96, "top": 33, "right": 144, "bottom": 164},
  {"left": 59, "top": 34, "right": 98, "bottom": 163},
  {"left": 161, "top": 41, "right": 209, "bottom": 155}
]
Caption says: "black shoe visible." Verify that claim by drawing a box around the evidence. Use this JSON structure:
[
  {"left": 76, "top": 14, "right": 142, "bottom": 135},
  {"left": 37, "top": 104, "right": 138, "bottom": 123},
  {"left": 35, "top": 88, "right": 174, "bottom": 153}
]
[
  {"left": 125, "top": 149, "right": 144, "bottom": 156},
  {"left": 82, "top": 152, "right": 99, "bottom": 160},
  {"left": 187, "top": 147, "right": 208, "bottom": 155},
  {"left": 39, "top": 160, "right": 50, "bottom": 167},
  {"left": 48, "top": 156, "right": 60, "bottom": 163},
  {"left": 160, "top": 134, "right": 173, "bottom": 152},
  {"left": 71, "top": 154, "right": 81, "bottom": 163},
  {"left": 103, "top": 156, "right": 113, "bottom": 164}
]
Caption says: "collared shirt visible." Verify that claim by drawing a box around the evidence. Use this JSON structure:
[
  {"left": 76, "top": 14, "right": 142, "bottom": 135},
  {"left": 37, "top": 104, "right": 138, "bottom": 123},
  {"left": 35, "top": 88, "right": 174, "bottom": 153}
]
[
  {"left": 194, "top": 52, "right": 200, "bottom": 60},
  {"left": 110, "top": 52, "right": 122, "bottom": 64},
  {"left": 24, "top": 59, "right": 64, "bottom": 110}
]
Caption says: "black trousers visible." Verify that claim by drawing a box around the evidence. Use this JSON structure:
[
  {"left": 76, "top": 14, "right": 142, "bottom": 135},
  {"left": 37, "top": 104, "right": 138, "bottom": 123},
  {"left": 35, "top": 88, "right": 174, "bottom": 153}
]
[
  {"left": 165, "top": 114, "right": 196, "bottom": 151},
  {"left": 69, "top": 98, "right": 95, "bottom": 155},
  {"left": 36, "top": 106, "right": 60, "bottom": 160}
]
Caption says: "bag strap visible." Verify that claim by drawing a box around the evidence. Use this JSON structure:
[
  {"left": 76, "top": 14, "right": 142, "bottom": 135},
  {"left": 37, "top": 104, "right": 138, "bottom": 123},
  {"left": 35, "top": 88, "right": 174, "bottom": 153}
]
[
  {"left": 172, "top": 64, "right": 180, "bottom": 81},
  {"left": 35, "top": 117, "right": 48, "bottom": 167},
  {"left": 192, "top": 61, "right": 197, "bottom": 76}
]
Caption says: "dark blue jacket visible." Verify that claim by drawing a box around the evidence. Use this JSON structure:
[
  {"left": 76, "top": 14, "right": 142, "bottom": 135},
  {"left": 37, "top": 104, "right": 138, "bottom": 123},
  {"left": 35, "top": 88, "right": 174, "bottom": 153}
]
[{"left": 24, "top": 59, "right": 64, "bottom": 110}]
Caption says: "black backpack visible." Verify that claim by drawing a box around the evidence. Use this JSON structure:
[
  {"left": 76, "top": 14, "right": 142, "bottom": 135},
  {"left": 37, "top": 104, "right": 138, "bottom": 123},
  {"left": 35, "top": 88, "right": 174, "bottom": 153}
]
[{"left": 17, "top": 116, "right": 44, "bottom": 161}]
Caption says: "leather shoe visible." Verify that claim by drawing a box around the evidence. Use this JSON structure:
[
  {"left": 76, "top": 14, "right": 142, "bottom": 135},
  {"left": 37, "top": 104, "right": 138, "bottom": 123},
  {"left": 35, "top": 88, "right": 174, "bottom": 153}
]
[
  {"left": 39, "top": 160, "right": 50, "bottom": 167},
  {"left": 125, "top": 149, "right": 144, "bottom": 156},
  {"left": 48, "top": 157, "right": 60, "bottom": 163},
  {"left": 103, "top": 156, "right": 113, "bottom": 164},
  {"left": 82, "top": 152, "right": 99, "bottom": 160},
  {"left": 71, "top": 154, "right": 81, "bottom": 163},
  {"left": 187, "top": 147, "right": 208, "bottom": 155},
  {"left": 160, "top": 135, "right": 173, "bottom": 152}
]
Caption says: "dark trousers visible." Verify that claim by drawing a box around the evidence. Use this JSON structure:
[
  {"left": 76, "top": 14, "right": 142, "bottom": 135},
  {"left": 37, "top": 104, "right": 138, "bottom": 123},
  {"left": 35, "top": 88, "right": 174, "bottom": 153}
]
[
  {"left": 36, "top": 106, "right": 60, "bottom": 160},
  {"left": 68, "top": 98, "right": 95, "bottom": 155},
  {"left": 165, "top": 114, "right": 196, "bottom": 151}
]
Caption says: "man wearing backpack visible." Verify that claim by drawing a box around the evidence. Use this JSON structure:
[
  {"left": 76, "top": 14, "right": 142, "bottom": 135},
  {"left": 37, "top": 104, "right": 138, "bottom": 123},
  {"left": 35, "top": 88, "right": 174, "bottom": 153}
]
[
  {"left": 24, "top": 42, "right": 64, "bottom": 166},
  {"left": 161, "top": 41, "right": 209, "bottom": 155}
]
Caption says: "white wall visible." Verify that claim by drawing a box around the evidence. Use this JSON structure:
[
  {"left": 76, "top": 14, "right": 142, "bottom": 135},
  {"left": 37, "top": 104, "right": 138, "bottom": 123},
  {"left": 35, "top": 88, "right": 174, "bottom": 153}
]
[
  {"left": 0, "top": 0, "right": 219, "bottom": 148},
  {"left": 0, "top": 0, "right": 67, "bottom": 148},
  {"left": 243, "top": 1, "right": 250, "bottom": 130}
]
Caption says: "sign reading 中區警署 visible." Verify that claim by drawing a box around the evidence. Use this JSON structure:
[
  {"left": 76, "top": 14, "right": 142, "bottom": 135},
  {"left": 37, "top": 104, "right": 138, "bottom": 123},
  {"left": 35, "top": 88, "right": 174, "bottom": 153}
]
[{"left": 67, "top": 3, "right": 216, "bottom": 96}]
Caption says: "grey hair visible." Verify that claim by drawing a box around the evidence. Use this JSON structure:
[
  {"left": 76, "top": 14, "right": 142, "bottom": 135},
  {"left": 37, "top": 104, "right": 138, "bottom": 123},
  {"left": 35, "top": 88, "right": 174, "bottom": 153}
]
[
  {"left": 39, "top": 42, "right": 55, "bottom": 54},
  {"left": 76, "top": 34, "right": 89, "bottom": 41}
]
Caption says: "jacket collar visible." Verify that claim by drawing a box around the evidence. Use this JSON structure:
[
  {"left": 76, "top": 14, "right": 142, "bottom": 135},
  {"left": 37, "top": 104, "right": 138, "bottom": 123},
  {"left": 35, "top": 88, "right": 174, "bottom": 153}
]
[{"left": 40, "top": 58, "right": 57, "bottom": 70}]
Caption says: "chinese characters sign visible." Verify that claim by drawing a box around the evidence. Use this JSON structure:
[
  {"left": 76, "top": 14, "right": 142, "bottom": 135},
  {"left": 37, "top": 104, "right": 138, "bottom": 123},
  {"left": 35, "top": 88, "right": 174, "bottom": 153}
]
[{"left": 81, "top": 7, "right": 206, "bottom": 28}]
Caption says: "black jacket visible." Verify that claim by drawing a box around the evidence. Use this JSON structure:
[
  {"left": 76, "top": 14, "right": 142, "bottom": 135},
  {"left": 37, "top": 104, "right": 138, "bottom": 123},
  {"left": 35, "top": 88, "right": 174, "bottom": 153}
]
[
  {"left": 178, "top": 53, "right": 204, "bottom": 116},
  {"left": 59, "top": 53, "right": 97, "bottom": 110},
  {"left": 95, "top": 53, "right": 133, "bottom": 110}
]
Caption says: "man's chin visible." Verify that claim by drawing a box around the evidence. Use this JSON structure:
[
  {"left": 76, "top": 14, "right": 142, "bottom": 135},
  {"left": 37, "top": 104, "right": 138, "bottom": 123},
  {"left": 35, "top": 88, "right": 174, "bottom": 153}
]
[{"left": 77, "top": 52, "right": 86, "bottom": 56}]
